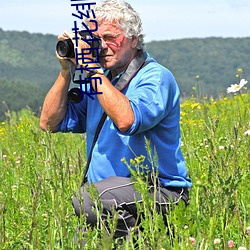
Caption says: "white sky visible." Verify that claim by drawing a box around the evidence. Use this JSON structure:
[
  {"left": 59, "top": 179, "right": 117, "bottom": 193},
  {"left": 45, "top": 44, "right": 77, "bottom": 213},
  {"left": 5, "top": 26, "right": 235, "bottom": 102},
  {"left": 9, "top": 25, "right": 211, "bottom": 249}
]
[{"left": 0, "top": 0, "right": 250, "bottom": 42}]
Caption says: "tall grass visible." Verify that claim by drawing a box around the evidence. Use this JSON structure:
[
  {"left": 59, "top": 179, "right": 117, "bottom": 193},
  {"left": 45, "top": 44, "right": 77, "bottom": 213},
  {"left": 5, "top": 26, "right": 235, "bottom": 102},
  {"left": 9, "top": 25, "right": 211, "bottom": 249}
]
[{"left": 0, "top": 93, "right": 249, "bottom": 249}]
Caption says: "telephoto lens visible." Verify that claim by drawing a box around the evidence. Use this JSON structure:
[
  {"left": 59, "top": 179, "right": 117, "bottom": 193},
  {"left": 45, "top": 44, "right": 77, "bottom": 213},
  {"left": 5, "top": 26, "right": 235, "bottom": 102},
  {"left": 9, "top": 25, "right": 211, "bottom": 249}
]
[{"left": 56, "top": 39, "right": 75, "bottom": 58}]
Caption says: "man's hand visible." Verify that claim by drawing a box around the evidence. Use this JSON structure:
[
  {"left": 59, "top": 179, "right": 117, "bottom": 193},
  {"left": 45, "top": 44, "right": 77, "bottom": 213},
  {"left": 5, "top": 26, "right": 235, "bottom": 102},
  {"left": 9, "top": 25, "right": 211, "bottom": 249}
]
[{"left": 57, "top": 31, "right": 92, "bottom": 68}]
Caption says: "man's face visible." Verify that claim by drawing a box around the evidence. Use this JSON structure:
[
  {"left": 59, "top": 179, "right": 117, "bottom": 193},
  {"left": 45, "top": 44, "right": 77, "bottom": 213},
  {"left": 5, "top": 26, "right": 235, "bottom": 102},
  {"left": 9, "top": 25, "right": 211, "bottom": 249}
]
[{"left": 90, "top": 21, "right": 137, "bottom": 73}]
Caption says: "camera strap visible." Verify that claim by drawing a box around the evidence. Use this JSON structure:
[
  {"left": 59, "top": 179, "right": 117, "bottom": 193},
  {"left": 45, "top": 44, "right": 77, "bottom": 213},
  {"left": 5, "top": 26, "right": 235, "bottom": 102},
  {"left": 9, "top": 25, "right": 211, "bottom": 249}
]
[{"left": 81, "top": 50, "right": 150, "bottom": 186}]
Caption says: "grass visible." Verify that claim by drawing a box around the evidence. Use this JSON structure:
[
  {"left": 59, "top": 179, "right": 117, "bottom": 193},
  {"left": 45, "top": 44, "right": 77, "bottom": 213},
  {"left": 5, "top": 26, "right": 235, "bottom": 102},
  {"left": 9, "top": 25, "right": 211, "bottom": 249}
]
[{"left": 0, "top": 92, "right": 249, "bottom": 249}]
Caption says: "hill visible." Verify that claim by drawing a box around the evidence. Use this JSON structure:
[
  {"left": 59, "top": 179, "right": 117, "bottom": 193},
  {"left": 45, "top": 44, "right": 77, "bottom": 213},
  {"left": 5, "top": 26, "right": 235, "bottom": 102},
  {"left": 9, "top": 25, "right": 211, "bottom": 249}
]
[
  {"left": 0, "top": 29, "right": 60, "bottom": 120},
  {"left": 0, "top": 28, "right": 249, "bottom": 120},
  {"left": 145, "top": 37, "right": 250, "bottom": 97}
]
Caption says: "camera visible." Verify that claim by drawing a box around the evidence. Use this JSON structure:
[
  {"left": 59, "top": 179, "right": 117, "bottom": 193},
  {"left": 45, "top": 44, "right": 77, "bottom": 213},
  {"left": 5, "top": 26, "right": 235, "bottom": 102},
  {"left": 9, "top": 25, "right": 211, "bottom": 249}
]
[{"left": 56, "top": 31, "right": 102, "bottom": 59}]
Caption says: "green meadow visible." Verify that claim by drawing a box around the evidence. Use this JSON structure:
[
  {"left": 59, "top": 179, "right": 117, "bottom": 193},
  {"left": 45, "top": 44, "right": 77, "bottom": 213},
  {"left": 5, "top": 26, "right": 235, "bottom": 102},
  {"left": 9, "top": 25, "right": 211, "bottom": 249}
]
[{"left": 0, "top": 91, "right": 249, "bottom": 249}]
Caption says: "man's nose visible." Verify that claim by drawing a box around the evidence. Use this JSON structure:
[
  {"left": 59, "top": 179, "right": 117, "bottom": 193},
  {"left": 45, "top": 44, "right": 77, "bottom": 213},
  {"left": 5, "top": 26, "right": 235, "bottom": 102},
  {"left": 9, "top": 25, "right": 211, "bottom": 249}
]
[{"left": 100, "top": 38, "right": 108, "bottom": 49}]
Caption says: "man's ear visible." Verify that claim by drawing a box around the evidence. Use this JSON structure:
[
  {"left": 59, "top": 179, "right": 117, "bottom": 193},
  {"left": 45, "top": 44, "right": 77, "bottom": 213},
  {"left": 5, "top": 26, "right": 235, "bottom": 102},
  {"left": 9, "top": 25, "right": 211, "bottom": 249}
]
[{"left": 131, "top": 36, "right": 139, "bottom": 49}]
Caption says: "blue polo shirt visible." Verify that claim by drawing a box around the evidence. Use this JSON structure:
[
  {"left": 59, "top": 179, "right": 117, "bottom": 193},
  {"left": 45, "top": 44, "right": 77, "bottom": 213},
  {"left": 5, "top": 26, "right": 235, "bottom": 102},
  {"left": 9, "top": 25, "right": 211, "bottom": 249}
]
[{"left": 57, "top": 52, "right": 192, "bottom": 188}]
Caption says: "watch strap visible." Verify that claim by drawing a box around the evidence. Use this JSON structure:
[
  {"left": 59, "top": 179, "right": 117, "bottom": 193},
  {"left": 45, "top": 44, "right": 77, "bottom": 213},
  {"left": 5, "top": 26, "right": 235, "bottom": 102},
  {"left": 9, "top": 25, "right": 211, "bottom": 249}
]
[{"left": 87, "top": 69, "right": 104, "bottom": 78}]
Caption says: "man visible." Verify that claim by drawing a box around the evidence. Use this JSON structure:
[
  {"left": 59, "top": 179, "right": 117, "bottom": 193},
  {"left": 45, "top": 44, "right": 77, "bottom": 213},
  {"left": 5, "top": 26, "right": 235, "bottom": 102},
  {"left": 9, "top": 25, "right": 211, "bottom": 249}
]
[{"left": 40, "top": 0, "right": 192, "bottom": 242}]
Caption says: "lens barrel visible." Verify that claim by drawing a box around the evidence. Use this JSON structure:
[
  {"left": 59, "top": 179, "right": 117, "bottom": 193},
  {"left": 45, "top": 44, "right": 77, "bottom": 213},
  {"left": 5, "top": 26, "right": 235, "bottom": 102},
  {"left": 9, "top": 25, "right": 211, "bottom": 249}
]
[
  {"left": 68, "top": 88, "right": 83, "bottom": 103},
  {"left": 56, "top": 39, "right": 75, "bottom": 58}
]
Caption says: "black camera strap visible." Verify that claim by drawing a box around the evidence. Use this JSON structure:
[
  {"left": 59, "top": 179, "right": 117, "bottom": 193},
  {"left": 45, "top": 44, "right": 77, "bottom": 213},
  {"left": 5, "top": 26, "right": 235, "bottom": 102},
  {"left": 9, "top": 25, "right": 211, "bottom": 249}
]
[{"left": 81, "top": 50, "right": 150, "bottom": 186}]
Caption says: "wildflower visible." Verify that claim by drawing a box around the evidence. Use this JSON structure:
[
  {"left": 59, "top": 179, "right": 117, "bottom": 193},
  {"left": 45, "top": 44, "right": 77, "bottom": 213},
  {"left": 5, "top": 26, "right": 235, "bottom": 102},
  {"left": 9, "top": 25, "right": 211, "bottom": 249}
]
[
  {"left": 246, "top": 226, "right": 250, "bottom": 235},
  {"left": 219, "top": 145, "right": 224, "bottom": 150},
  {"left": 237, "top": 67, "right": 243, "bottom": 73},
  {"left": 189, "top": 237, "right": 196, "bottom": 246},
  {"left": 214, "top": 238, "right": 221, "bottom": 244},
  {"left": 12, "top": 185, "right": 18, "bottom": 192},
  {"left": 191, "top": 103, "right": 201, "bottom": 109},
  {"left": 42, "top": 213, "right": 48, "bottom": 221},
  {"left": 130, "top": 159, "right": 135, "bottom": 165},
  {"left": 238, "top": 247, "right": 246, "bottom": 250},
  {"left": 228, "top": 240, "right": 235, "bottom": 248},
  {"left": 227, "top": 79, "right": 248, "bottom": 93},
  {"left": 244, "top": 130, "right": 250, "bottom": 136},
  {"left": 135, "top": 156, "right": 141, "bottom": 164},
  {"left": 196, "top": 180, "right": 202, "bottom": 185}
]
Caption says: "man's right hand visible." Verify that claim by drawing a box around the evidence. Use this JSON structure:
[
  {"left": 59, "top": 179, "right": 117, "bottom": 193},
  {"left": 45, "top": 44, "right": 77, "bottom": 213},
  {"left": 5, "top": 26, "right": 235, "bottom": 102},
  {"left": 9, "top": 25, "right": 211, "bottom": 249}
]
[{"left": 56, "top": 32, "right": 77, "bottom": 72}]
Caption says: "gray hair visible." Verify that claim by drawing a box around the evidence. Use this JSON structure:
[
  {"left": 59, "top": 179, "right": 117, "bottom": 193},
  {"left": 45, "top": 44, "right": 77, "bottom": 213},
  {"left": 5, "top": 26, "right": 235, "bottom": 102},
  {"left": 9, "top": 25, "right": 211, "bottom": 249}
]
[{"left": 87, "top": 0, "right": 145, "bottom": 49}]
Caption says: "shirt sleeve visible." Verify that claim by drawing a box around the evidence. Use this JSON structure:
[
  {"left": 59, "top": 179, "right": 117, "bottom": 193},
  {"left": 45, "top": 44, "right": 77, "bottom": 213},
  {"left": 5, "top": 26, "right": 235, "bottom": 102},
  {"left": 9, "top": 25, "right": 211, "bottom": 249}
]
[
  {"left": 56, "top": 98, "right": 87, "bottom": 133},
  {"left": 119, "top": 63, "right": 180, "bottom": 135}
]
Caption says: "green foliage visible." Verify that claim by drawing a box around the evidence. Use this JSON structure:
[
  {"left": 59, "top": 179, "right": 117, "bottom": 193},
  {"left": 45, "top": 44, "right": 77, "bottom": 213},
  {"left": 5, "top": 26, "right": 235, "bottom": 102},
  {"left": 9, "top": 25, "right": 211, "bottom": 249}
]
[
  {"left": 0, "top": 93, "right": 249, "bottom": 249},
  {"left": 0, "top": 28, "right": 60, "bottom": 89},
  {"left": 0, "top": 29, "right": 61, "bottom": 121},
  {"left": 0, "top": 79, "right": 46, "bottom": 121},
  {"left": 0, "top": 109, "right": 85, "bottom": 249}
]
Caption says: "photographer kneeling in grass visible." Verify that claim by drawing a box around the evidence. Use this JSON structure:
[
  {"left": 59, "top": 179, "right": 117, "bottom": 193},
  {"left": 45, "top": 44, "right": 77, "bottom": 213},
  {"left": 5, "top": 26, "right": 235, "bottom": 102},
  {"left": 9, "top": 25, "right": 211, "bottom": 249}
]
[{"left": 40, "top": 0, "right": 192, "bottom": 245}]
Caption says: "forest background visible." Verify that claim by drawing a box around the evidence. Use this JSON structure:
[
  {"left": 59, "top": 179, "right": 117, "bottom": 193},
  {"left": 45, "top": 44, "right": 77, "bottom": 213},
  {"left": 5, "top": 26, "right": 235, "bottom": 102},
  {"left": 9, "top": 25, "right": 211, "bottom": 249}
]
[{"left": 0, "top": 28, "right": 250, "bottom": 121}]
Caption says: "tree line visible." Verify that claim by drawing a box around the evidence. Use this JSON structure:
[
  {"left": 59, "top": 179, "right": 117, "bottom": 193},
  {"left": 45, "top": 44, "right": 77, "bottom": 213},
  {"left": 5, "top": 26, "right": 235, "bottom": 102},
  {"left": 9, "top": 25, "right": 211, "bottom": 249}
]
[{"left": 0, "top": 28, "right": 249, "bottom": 120}]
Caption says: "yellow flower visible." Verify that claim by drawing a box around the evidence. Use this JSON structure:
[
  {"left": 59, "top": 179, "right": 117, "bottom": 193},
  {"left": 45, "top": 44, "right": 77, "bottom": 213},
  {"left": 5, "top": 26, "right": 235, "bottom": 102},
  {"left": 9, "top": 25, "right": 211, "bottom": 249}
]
[
  {"left": 191, "top": 103, "right": 201, "bottom": 109},
  {"left": 237, "top": 67, "right": 243, "bottom": 73},
  {"left": 135, "top": 157, "right": 141, "bottom": 164},
  {"left": 130, "top": 159, "right": 135, "bottom": 165}
]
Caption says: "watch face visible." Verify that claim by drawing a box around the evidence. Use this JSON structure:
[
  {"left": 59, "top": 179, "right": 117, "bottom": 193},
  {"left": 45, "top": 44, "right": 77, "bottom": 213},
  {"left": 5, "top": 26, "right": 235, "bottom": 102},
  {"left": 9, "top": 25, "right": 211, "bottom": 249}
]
[{"left": 97, "top": 68, "right": 104, "bottom": 74}]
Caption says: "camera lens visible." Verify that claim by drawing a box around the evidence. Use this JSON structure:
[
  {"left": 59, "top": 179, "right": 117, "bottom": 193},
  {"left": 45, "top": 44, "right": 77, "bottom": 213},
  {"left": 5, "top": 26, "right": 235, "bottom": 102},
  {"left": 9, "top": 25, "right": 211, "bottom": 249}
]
[
  {"left": 56, "top": 39, "right": 75, "bottom": 58},
  {"left": 68, "top": 88, "right": 83, "bottom": 103}
]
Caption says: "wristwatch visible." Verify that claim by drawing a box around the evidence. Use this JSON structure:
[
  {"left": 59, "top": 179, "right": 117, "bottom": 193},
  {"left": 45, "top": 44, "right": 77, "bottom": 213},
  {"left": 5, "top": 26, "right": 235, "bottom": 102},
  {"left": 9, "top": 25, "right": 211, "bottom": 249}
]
[{"left": 86, "top": 68, "right": 104, "bottom": 78}]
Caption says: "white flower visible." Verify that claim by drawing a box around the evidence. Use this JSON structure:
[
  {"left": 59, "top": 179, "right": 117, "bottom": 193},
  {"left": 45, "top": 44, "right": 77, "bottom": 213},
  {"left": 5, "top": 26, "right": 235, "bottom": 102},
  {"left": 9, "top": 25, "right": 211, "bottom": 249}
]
[
  {"left": 244, "top": 130, "right": 250, "bottom": 136},
  {"left": 214, "top": 238, "right": 221, "bottom": 244},
  {"left": 227, "top": 79, "right": 248, "bottom": 93},
  {"left": 20, "top": 207, "right": 25, "bottom": 214},
  {"left": 238, "top": 247, "right": 246, "bottom": 250},
  {"left": 189, "top": 237, "right": 196, "bottom": 245}
]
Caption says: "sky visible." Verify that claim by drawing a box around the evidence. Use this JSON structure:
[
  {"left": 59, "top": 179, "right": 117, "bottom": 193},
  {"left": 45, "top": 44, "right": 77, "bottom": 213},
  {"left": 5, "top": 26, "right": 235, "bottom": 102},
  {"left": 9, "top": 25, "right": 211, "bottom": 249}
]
[{"left": 0, "top": 0, "right": 250, "bottom": 42}]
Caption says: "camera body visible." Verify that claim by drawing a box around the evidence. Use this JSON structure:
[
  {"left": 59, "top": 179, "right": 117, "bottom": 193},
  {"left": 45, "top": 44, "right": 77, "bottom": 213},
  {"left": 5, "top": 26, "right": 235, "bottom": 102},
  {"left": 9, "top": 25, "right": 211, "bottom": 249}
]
[{"left": 56, "top": 31, "right": 102, "bottom": 59}]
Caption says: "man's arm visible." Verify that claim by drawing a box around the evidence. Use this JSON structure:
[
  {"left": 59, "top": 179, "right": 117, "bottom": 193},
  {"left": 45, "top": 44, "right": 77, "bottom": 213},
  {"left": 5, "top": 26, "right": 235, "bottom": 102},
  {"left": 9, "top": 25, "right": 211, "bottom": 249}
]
[
  {"left": 40, "top": 61, "right": 72, "bottom": 132},
  {"left": 92, "top": 72, "right": 135, "bottom": 132}
]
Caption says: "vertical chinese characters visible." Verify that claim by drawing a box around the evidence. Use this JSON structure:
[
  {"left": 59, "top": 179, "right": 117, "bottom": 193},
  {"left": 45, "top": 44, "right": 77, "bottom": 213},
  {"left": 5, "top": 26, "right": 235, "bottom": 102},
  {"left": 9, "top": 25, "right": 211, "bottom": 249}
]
[{"left": 71, "top": 0, "right": 103, "bottom": 100}]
